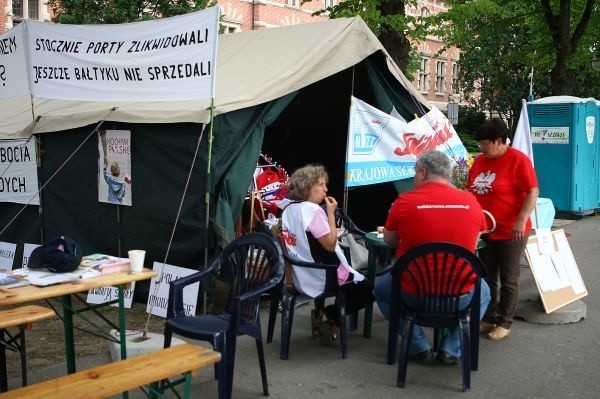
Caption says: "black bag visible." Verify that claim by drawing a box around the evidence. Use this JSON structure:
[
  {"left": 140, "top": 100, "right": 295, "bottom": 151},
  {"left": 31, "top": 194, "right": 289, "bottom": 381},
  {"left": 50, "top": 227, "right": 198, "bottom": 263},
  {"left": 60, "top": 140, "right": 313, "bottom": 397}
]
[{"left": 28, "top": 236, "right": 82, "bottom": 273}]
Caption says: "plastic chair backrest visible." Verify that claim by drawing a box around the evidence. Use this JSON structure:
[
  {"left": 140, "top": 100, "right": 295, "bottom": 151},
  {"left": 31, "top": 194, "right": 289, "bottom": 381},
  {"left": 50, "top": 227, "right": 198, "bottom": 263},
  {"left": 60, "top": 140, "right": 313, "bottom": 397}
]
[
  {"left": 218, "top": 232, "right": 284, "bottom": 324},
  {"left": 335, "top": 208, "right": 367, "bottom": 237},
  {"left": 269, "top": 221, "right": 295, "bottom": 289},
  {"left": 391, "top": 242, "right": 487, "bottom": 319}
]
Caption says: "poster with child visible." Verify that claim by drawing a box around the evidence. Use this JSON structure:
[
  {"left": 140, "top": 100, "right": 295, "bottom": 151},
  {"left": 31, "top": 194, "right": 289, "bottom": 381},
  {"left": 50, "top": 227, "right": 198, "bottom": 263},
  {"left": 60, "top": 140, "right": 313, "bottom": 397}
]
[{"left": 98, "top": 130, "right": 132, "bottom": 206}]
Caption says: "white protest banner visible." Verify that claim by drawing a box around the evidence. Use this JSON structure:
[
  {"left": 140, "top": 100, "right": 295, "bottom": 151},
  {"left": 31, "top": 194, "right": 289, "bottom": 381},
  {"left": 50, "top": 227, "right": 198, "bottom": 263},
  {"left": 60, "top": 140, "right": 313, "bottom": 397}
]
[
  {"left": 0, "top": 241, "right": 17, "bottom": 271},
  {"left": 345, "top": 97, "right": 467, "bottom": 187},
  {"left": 407, "top": 105, "right": 467, "bottom": 162},
  {"left": 22, "top": 243, "right": 41, "bottom": 268},
  {"left": 0, "top": 139, "right": 39, "bottom": 205},
  {"left": 146, "top": 262, "right": 199, "bottom": 318},
  {"left": 0, "top": 23, "right": 30, "bottom": 99},
  {"left": 98, "top": 130, "right": 132, "bottom": 206},
  {"left": 26, "top": 6, "right": 219, "bottom": 101},
  {"left": 87, "top": 284, "right": 135, "bottom": 309}
]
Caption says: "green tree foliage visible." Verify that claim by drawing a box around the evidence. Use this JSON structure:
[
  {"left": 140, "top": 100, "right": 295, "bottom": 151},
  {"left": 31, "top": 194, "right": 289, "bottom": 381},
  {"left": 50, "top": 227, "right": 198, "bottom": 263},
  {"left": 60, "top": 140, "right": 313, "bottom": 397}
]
[
  {"left": 309, "top": 0, "right": 429, "bottom": 75},
  {"left": 453, "top": 106, "right": 486, "bottom": 152},
  {"left": 47, "top": 0, "right": 215, "bottom": 24},
  {"left": 434, "top": 0, "right": 598, "bottom": 129}
]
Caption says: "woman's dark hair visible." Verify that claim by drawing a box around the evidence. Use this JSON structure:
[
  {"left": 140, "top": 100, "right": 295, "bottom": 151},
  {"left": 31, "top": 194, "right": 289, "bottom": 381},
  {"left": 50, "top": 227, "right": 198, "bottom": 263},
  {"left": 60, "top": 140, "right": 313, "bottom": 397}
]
[{"left": 474, "top": 117, "right": 509, "bottom": 143}]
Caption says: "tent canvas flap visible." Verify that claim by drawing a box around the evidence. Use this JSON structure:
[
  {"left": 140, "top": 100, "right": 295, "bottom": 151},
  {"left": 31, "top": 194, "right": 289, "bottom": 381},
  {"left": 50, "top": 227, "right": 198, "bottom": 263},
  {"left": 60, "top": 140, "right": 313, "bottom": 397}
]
[{"left": 0, "top": 16, "right": 427, "bottom": 137}]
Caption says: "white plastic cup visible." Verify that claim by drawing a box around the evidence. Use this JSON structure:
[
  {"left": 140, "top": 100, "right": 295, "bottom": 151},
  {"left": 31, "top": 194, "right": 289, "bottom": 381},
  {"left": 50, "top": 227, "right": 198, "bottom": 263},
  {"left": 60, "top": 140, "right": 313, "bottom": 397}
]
[{"left": 128, "top": 250, "right": 146, "bottom": 273}]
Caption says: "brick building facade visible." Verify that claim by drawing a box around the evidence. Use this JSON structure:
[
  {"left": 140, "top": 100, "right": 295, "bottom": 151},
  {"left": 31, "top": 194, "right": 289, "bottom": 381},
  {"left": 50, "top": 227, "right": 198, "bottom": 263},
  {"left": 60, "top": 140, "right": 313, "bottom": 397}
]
[
  {"left": 406, "top": 0, "right": 460, "bottom": 110},
  {"left": 218, "top": 0, "right": 459, "bottom": 110},
  {"left": 2, "top": 1, "right": 49, "bottom": 31},
  {"left": 219, "top": 0, "right": 331, "bottom": 32}
]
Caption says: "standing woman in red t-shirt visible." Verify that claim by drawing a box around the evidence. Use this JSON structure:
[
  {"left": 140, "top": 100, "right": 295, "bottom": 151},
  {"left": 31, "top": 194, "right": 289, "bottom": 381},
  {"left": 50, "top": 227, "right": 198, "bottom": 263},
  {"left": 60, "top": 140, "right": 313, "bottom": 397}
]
[{"left": 467, "top": 118, "right": 539, "bottom": 340}]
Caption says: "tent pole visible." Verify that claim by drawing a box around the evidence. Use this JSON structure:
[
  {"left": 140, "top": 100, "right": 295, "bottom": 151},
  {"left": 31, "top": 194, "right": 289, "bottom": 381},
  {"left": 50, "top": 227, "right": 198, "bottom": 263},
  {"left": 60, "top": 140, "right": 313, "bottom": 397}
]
[{"left": 203, "top": 98, "right": 216, "bottom": 314}]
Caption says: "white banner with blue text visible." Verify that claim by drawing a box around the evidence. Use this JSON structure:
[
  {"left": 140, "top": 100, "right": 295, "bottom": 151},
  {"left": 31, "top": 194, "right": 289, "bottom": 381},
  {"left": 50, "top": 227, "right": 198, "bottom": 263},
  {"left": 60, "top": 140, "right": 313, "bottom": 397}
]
[{"left": 345, "top": 97, "right": 467, "bottom": 187}]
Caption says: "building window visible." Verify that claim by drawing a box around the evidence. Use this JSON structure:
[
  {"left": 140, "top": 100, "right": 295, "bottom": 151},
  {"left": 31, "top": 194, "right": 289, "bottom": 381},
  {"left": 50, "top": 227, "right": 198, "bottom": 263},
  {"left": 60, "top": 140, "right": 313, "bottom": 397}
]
[
  {"left": 451, "top": 62, "right": 460, "bottom": 94},
  {"left": 12, "top": 0, "right": 39, "bottom": 20},
  {"left": 12, "top": 1, "right": 23, "bottom": 18},
  {"left": 420, "top": 7, "right": 429, "bottom": 17},
  {"left": 418, "top": 58, "right": 429, "bottom": 92},
  {"left": 435, "top": 60, "right": 446, "bottom": 93},
  {"left": 220, "top": 21, "right": 241, "bottom": 34},
  {"left": 287, "top": 0, "right": 299, "bottom": 7},
  {"left": 28, "top": 0, "right": 39, "bottom": 19}
]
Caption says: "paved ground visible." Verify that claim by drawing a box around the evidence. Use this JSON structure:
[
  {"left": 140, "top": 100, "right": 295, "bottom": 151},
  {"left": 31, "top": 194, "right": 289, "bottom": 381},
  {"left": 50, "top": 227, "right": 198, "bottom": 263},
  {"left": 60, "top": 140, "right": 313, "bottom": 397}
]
[{"left": 8, "top": 215, "right": 600, "bottom": 398}]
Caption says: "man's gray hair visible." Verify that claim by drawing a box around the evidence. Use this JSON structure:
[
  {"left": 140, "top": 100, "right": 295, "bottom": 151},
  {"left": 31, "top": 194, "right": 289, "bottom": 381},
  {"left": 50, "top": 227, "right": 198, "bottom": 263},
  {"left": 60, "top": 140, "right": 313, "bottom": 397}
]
[{"left": 415, "top": 150, "right": 452, "bottom": 180}]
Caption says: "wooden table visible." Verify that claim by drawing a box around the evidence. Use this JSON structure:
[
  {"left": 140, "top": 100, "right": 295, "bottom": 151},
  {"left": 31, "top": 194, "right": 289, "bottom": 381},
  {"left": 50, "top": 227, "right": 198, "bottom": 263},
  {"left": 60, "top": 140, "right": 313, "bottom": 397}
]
[{"left": 0, "top": 269, "right": 157, "bottom": 376}]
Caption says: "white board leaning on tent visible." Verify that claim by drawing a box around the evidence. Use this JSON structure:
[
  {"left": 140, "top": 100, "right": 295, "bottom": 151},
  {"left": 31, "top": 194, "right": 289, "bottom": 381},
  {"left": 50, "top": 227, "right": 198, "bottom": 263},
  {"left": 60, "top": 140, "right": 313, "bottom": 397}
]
[
  {"left": 22, "top": 243, "right": 41, "bottom": 268},
  {"left": 0, "top": 242, "right": 16, "bottom": 271},
  {"left": 524, "top": 229, "right": 587, "bottom": 313},
  {"left": 87, "top": 284, "right": 135, "bottom": 309},
  {"left": 146, "top": 262, "right": 199, "bottom": 318}
]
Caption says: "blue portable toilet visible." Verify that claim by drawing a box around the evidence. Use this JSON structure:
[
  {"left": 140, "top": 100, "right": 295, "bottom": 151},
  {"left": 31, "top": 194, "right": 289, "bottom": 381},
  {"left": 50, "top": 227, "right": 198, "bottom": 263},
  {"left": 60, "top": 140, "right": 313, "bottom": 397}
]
[
  {"left": 528, "top": 96, "right": 598, "bottom": 215},
  {"left": 597, "top": 99, "right": 600, "bottom": 210}
]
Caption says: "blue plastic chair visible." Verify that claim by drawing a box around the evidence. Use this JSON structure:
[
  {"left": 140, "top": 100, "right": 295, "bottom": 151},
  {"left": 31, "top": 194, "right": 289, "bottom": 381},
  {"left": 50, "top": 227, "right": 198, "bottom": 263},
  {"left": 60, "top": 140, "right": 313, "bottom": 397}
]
[
  {"left": 163, "top": 232, "right": 284, "bottom": 399},
  {"left": 386, "top": 242, "right": 487, "bottom": 392}
]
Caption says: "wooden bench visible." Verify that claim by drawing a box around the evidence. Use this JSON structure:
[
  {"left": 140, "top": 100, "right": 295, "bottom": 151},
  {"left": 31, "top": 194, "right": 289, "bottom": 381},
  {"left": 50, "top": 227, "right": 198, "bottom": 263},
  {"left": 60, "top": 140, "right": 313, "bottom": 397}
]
[
  {"left": 0, "top": 343, "right": 221, "bottom": 399},
  {"left": 0, "top": 304, "right": 56, "bottom": 392}
]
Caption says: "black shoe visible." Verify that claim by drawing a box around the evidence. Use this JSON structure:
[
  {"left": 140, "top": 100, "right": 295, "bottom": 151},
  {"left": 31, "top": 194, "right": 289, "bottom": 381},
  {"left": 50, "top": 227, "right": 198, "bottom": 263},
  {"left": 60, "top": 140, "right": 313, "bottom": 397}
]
[
  {"left": 436, "top": 350, "right": 459, "bottom": 365},
  {"left": 408, "top": 350, "right": 433, "bottom": 362}
]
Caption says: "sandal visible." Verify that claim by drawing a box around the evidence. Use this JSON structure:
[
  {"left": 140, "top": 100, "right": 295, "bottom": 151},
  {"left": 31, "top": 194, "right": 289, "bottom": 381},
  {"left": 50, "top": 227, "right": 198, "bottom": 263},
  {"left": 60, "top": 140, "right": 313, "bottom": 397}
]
[
  {"left": 488, "top": 326, "right": 511, "bottom": 340},
  {"left": 311, "top": 309, "right": 324, "bottom": 340},
  {"left": 320, "top": 319, "right": 339, "bottom": 347}
]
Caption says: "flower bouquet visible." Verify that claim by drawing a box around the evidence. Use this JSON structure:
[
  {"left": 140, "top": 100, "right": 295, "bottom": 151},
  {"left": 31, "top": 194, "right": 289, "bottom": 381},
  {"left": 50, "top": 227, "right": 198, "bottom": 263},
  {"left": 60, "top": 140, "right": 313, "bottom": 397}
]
[{"left": 451, "top": 154, "right": 475, "bottom": 189}]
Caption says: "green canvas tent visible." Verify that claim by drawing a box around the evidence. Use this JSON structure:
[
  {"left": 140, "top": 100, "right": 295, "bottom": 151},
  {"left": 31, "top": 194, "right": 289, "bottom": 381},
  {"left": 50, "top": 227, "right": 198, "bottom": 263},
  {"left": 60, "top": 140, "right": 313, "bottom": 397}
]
[{"left": 0, "top": 17, "right": 428, "bottom": 272}]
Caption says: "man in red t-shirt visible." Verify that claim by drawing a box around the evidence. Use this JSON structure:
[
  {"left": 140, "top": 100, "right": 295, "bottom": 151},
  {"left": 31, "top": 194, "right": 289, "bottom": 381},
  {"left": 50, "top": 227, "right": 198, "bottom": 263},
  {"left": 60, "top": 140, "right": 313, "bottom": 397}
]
[{"left": 374, "top": 150, "right": 491, "bottom": 365}]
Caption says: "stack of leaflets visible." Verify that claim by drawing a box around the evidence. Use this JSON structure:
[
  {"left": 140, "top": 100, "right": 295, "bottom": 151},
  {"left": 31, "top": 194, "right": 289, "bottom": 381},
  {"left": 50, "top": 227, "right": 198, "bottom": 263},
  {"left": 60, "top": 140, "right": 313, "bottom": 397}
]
[
  {"left": 10, "top": 266, "right": 102, "bottom": 287},
  {"left": 0, "top": 272, "right": 30, "bottom": 288},
  {"left": 11, "top": 269, "right": 78, "bottom": 286},
  {"left": 80, "top": 254, "right": 131, "bottom": 274}
]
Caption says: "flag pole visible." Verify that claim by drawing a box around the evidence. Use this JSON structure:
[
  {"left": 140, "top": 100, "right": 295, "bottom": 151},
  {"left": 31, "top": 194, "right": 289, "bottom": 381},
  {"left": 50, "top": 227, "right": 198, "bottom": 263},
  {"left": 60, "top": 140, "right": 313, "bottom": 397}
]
[
  {"left": 512, "top": 98, "right": 539, "bottom": 229},
  {"left": 528, "top": 67, "right": 535, "bottom": 102},
  {"left": 342, "top": 66, "right": 356, "bottom": 214}
]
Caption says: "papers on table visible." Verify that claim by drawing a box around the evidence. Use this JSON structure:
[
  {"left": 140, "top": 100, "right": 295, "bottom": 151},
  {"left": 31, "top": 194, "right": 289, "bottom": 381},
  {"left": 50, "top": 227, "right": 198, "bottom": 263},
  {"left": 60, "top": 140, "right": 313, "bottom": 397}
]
[
  {"left": 11, "top": 266, "right": 102, "bottom": 287},
  {"left": 0, "top": 272, "right": 29, "bottom": 288}
]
